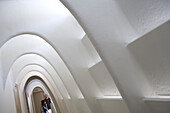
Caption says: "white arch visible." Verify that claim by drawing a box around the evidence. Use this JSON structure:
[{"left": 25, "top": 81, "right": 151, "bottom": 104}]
[
  {"left": 3, "top": 34, "right": 84, "bottom": 99},
  {"left": 18, "top": 71, "right": 70, "bottom": 113},
  {"left": 10, "top": 53, "right": 70, "bottom": 99},
  {"left": 59, "top": 0, "right": 170, "bottom": 112},
  {"left": 3, "top": 34, "right": 92, "bottom": 113},
  {"left": 25, "top": 79, "right": 58, "bottom": 113},
  {"left": 18, "top": 65, "right": 70, "bottom": 99}
]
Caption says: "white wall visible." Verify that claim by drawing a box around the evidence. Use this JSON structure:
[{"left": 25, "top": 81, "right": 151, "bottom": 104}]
[
  {"left": 0, "top": 73, "right": 17, "bottom": 113},
  {"left": 0, "top": 0, "right": 169, "bottom": 113},
  {"left": 128, "top": 21, "right": 170, "bottom": 95},
  {"left": 0, "top": 0, "right": 126, "bottom": 113},
  {"left": 60, "top": 0, "right": 170, "bottom": 113}
]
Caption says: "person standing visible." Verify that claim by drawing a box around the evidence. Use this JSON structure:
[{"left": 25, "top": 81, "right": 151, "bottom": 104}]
[{"left": 44, "top": 94, "right": 52, "bottom": 113}]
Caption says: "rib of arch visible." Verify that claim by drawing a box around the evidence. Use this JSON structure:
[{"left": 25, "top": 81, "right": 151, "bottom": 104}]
[{"left": 3, "top": 34, "right": 89, "bottom": 113}]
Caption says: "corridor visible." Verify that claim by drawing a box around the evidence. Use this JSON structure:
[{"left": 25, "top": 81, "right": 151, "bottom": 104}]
[{"left": 0, "top": 0, "right": 170, "bottom": 113}]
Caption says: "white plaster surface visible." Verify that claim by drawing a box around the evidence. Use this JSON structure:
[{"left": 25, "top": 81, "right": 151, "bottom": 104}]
[
  {"left": 97, "top": 98, "right": 130, "bottom": 113},
  {"left": 0, "top": 0, "right": 169, "bottom": 113},
  {"left": 60, "top": 0, "right": 170, "bottom": 113},
  {"left": 128, "top": 21, "right": 170, "bottom": 96},
  {"left": 89, "top": 61, "right": 120, "bottom": 96},
  {"left": 0, "top": 1, "right": 103, "bottom": 112}
]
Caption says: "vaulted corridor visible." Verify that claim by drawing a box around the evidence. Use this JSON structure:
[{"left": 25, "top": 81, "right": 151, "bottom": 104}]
[{"left": 0, "top": 0, "right": 170, "bottom": 113}]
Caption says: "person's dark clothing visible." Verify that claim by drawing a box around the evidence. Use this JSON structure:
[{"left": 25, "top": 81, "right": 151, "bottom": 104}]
[
  {"left": 41, "top": 100, "right": 48, "bottom": 113},
  {"left": 41, "top": 100, "right": 45, "bottom": 105},
  {"left": 42, "top": 105, "right": 48, "bottom": 113},
  {"left": 44, "top": 98, "right": 51, "bottom": 109}
]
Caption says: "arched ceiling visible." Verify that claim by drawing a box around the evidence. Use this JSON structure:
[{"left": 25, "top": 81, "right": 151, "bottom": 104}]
[
  {"left": 60, "top": 0, "right": 170, "bottom": 113},
  {"left": 0, "top": 1, "right": 101, "bottom": 113},
  {"left": 2, "top": 34, "right": 83, "bottom": 99}
]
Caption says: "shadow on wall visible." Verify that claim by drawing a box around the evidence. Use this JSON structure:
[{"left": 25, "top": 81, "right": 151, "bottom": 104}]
[{"left": 127, "top": 20, "right": 170, "bottom": 95}]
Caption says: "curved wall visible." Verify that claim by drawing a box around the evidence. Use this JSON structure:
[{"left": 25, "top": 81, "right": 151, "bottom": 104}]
[
  {"left": 60, "top": 0, "right": 170, "bottom": 113},
  {"left": 0, "top": 0, "right": 149, "bottom": 113}
]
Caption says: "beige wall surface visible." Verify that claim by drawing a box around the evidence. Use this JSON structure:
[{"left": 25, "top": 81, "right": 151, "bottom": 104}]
[{"left": 33, "top": 89, "right": 44, "bottom": 113}]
